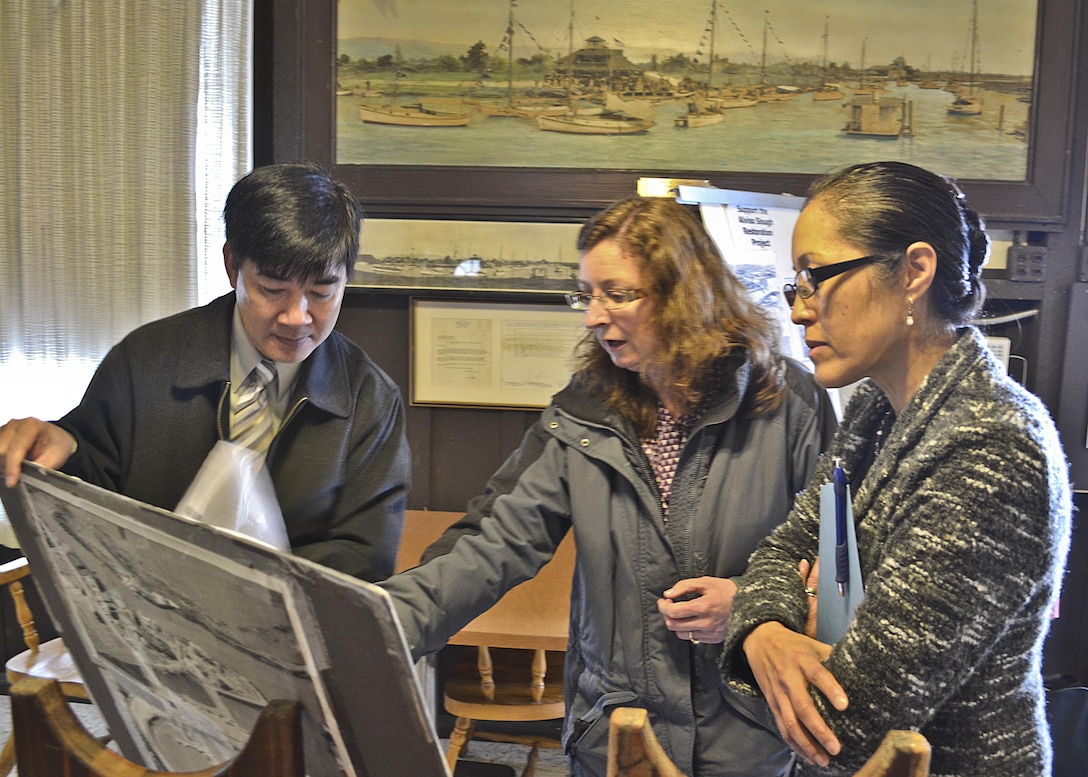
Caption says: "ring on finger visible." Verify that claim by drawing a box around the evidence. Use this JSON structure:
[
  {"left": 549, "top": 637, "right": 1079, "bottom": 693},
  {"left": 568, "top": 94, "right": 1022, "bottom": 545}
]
[{"left": 804, "top": 586, "right": 818, "bottom": 598}]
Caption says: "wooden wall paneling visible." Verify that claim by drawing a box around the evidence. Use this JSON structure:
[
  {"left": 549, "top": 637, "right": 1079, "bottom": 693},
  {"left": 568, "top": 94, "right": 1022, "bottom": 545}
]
[{"left": 425, "top": 408, "right": 540, "bottom": 511}]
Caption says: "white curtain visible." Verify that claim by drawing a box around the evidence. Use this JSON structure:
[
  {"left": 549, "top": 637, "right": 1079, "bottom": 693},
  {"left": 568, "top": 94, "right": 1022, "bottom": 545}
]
[{"left": 0, "top": 0, "right": 250, "bottom": 539}]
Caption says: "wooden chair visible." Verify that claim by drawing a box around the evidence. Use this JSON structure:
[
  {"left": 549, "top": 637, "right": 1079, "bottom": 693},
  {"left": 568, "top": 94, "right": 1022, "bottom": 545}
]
[
  {"left": 397, "top": 511, "right": 575, "bottom": 777},
  {"left": 852, "top": 729, "right": 931, "bottom": 777},
  {"left": 605, "top": 707, "right": 931, "bottom": 777},
  {"left": 10, "top": 677, "right": 304, "bottom": 777},
  {"left": 0, "top": 555, "right": 90, "bottom": 776},
  {"left": 442, "top": 646, "right": 566, "bottom": 776},
  {"left": 605, "top": 708, "right": 683, "bottom": 777}
]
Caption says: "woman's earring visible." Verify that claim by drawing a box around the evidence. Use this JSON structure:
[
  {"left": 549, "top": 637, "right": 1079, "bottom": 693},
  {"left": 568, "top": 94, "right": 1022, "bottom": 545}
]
[{"left": 906, "top": 297, "right": 915, "bottom": 327}]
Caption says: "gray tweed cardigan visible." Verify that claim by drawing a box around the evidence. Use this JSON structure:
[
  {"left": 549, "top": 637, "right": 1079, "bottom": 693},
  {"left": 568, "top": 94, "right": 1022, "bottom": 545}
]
[{"left": 721, "top": 327, "right": 1072, "bottom": 777}]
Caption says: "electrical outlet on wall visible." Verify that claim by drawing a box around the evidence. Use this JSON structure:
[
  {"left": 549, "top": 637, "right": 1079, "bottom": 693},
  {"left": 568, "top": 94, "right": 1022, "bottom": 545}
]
[{"left": 1006, "top": 244, "right": 1048, "bottom": 282}]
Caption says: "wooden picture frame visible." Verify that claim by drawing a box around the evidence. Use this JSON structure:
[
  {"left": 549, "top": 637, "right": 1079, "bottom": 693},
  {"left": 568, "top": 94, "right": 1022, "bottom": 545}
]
[
  {"left": 263, "top": 0, "right": 1075, "bottom": 225},
  {"left": 410, "top": 298, "right": 584, "bottom": 409},
  {"left": 350, "top": 217, "right": 582, "bottom": 294}
]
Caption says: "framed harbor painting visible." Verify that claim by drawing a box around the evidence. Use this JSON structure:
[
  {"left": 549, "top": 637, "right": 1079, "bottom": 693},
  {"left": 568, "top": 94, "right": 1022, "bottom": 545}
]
[{"left": 265, "top": 0, "right": 1075, "bottom": 224}]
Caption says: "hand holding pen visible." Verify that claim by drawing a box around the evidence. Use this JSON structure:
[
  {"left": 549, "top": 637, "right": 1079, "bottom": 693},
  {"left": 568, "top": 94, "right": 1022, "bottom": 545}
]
[{"left": 833, "top": 458, "right": 849, "bottom": 597}]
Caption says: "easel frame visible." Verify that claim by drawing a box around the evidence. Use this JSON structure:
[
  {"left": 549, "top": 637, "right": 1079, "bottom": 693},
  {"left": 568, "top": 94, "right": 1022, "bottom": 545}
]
[{"left": 0, "top": 463, "right": 449, "bottom": 777}]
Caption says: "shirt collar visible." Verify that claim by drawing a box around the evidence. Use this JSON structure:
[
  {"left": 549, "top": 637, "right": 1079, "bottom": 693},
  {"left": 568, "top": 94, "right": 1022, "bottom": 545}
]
[{"left": 229, "top": 307, "right": 301, "bottom": 401}]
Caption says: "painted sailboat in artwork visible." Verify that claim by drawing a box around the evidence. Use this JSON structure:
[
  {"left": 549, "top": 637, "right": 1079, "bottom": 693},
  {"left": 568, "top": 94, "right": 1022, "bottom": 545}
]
[
  {"left": 841, "top": 38, "right": 912, "bottom": 138},
  {"left": 754, "top": 10, "right": 799, "bottom": 102},
  {"left": 948, "top": 0, "right": 983, "bottom": 116},
  {"left": 675, "top": 0, "right": 725, "bottom": 128},
  {"left": 811, "top": 17, "right": 844, "bottom": 101},
  {"left": 357, "top": 101, "right": 472, "bottom": 127},
  {"left": 537, "top": 2, "right": 655, "bottom": 135},
  {"left": 537, "top": 109, "right": 654, "bottom": 134},
  {"left": 357, "top": 52, "right": 471, "bottom": 126},
  {"left": 849, "top": 38, "right": 882, "bottom": 99},
  {"left": 476, "top": 0, "right": 567, "bottom": 118}
]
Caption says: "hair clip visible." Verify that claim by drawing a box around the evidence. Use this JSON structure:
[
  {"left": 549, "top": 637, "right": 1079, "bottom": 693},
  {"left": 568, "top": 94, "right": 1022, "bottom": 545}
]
[{"left": 942, "top": 174, "right": 966, "bottom": 201}]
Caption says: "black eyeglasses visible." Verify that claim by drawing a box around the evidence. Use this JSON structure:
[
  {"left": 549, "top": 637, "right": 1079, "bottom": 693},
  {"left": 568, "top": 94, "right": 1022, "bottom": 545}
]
[
  {"left": 565, "top": 288, "right": 645, "bottom": 311},
  {"left": 783, "top": 255, "right": 880, "bottom": 306}
]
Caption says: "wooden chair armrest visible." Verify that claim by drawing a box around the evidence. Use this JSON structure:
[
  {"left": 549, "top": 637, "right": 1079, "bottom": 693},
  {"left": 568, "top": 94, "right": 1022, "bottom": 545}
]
[
  {"left": 853, "top": 730, "right": 931, "bottom": 777},
  {"left": 607, "top": 707, "right": 686, "bottom": 777}
]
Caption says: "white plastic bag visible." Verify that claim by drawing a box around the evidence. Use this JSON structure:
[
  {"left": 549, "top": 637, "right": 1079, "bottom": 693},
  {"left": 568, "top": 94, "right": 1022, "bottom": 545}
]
[{"left": 175, "top": 441, "right": 290, "bottom": 552}]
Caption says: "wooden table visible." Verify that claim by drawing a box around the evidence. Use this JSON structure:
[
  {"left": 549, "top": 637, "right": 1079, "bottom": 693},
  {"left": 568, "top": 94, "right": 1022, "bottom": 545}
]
[{"left": 395, "top": 510, "right": 574, "bottom": 651}]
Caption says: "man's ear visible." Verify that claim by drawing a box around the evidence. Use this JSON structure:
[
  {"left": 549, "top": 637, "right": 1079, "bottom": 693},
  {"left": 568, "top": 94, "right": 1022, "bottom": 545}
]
[{"left": 223, "top": 243, "right": 239, "bottom": 289}]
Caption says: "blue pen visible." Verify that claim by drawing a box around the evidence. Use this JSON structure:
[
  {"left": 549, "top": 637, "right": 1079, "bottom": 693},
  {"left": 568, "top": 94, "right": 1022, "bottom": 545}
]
[{"left": 833, "top": 458, "right": 849, "bottom": 597}]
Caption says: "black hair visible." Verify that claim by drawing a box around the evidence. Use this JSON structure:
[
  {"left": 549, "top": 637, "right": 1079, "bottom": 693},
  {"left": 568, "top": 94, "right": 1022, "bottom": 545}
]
[
  {"left": 223, "top": 162, "right": 363, "bottom": 281},
  {"left": 807, "top": 161, "right": 988, "bottom": 326}
]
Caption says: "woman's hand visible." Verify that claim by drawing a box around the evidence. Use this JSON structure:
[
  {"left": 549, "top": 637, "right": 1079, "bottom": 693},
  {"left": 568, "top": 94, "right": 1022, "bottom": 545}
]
[
  {"left": 798, "top": 558, "right": 819, "bottom": 639},
  {"left": 656, "top": 576, "right": 738, "bottom": 644},
  {"left": 742, "top": 621, "right": 847, "bottom": 766}
]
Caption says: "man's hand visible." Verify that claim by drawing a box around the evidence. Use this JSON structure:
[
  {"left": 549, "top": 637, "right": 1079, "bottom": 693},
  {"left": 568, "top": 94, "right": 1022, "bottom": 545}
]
[
  {"left": 656, "top": 576, "right": 738, "bottom": 644},
  {"left": 742, "top": 621, "right": 847, "bottom": 766},
  {"left": 0, "top": 418, "right": 76, "bottom": 488}
]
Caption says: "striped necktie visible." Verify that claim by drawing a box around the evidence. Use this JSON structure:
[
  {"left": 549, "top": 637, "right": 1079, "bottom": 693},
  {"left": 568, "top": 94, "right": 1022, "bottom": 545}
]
[{"left": 232, "top": 359, "right": 277, "bottom": 455}]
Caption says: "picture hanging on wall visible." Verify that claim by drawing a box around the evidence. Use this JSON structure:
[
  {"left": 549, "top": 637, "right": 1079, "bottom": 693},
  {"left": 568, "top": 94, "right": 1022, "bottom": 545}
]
[
  {"left": 278, "top": 0, "right": 1076, "bottom": 222},
  {"left": 336, "top": 0, "right": 1039, "bottom": 178},
  {"left": 352, "top": 218, "right": 582, "bottom": 294}
]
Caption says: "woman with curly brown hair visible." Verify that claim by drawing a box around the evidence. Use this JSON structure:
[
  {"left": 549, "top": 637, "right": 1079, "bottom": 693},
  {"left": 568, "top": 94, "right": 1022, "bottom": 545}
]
[{"left": 382, "top": 196, "right": 837, "bottom": 776}]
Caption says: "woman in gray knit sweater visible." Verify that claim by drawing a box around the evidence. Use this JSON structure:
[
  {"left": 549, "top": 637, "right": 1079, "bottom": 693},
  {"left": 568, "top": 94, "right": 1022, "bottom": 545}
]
[{"left": 720, "top": 161, "right": 1072, "bottom": 776}]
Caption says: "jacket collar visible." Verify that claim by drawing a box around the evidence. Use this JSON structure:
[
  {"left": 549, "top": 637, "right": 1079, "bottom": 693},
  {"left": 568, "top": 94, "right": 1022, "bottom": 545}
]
[
  {"left": 172, "top": 292, "right": 352, "bottom": 419},
  {"left": 553, "top": 350, "right": 752, "bottom": 432}
]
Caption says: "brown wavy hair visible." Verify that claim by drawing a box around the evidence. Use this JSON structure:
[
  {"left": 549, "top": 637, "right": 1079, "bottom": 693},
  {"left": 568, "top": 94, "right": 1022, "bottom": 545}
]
[{"left": 573, "top": 197, "right": 785, "bottom": 437}]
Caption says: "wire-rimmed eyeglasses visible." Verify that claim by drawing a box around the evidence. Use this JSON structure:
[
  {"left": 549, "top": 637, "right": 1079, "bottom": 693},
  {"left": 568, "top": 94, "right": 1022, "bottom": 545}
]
[
  {"left": 565, "top": 288, "right": 645, "bottom": 311},
  {"left": 782, "top": 255, "right": 880, "bottom": 306}
]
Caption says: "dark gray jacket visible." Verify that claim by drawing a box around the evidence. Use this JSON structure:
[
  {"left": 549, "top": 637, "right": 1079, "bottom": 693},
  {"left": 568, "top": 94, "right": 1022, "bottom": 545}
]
[
  {"left": 57, "top": 293, "right": 410, "bottom": 581},
  {"left": 382, "top": 353, "right": 836, "bottom": 777}
]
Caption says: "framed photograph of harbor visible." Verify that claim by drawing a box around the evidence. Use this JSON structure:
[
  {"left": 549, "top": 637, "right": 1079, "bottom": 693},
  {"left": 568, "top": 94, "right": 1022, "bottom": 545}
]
[
  {"left": 266, "top": 0, "right": 1076, "bottom": 224},
  {"left": 352, "top": 218, "right": 583, "bottom": 293},
  {"left": 411, "top": 299, "right": 585, "bottom": 408}
]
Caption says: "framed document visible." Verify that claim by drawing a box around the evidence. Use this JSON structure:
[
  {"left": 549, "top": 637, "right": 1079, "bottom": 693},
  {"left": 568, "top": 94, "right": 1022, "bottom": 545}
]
[{"left": 411, "top": 299, "right": 585, "bottom": 409}]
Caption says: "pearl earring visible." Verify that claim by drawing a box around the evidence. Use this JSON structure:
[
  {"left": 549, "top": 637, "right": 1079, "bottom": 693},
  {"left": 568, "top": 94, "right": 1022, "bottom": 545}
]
[{"left": 906, "top": 297, "right": 915, "bottom": 327}]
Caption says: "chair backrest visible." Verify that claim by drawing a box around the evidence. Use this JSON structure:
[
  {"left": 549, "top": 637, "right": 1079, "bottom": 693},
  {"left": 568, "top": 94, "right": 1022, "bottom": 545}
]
[
  {"left": 11, "top": 677, "right": 304, "bottom": 777},
  {"left": 0, "top": 557, "right": 39, "bottom": 655},
  {"left": 606, "top": 707, "right": 685, "bottom": 777},
  {"left": 605, "top": 707, "right": 931, "bottom": 777},
  {"left": 852, "top": 730, "right": 930, "bottom": 777}
]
